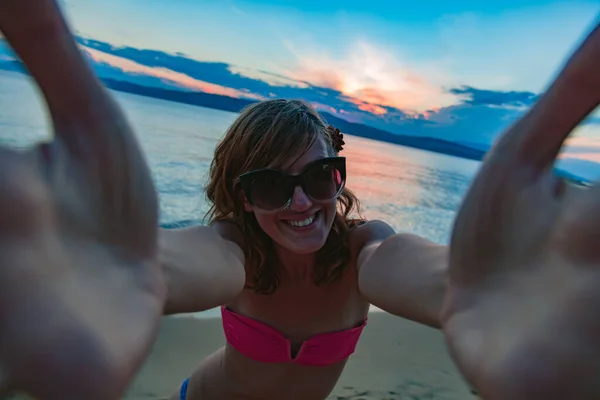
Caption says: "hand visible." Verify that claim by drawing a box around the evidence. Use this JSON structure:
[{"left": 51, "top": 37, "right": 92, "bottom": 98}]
[
  {"left": 441, "top": 20, "right": 600, "bottom": 400},
  {"left": 0, "top": 1, "right": 165, "bottom": 399}
]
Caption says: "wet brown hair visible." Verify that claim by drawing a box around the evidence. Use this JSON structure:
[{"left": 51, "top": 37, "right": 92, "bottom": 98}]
[{"left": 204, "top": 99, "right": 363, "bottom": 294}]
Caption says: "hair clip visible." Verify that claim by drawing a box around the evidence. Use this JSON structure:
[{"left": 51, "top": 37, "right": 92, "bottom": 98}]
[{"left": 326, "top": 125, "right": 345, "bottom": 152}]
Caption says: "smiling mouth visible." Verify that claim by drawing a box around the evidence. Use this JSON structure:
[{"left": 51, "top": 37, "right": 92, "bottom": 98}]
[{"left": 284, "top": 211, "right": 321, "bottom": 228}]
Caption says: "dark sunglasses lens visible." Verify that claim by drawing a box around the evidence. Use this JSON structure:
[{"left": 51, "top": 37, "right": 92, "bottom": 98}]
[
  {"left": 249, "top": 171, "right": 293, "bottom": 210},
  {"left": 304, "top": 162, "right": 344, "bottom": 200}
]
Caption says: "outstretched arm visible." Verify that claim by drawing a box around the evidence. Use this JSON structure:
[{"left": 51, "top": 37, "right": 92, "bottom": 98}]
[
  {"left": 159, "top": 222, "right": 246, "bottom": 315},
  {"left": 442, "top": 18, "right": 600, "bottom": 400},
  {"left": 356, "top": 221, "right": 448, "bottom": 329},
  {"left": 0, "top": 1, "right": 164, "bottom": 399},
  {"left": 1, "top": 0, "right": 158, "bottom": 256}
]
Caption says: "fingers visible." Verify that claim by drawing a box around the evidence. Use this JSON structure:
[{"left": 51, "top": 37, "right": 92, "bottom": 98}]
[
  {"left": 0, "top": 0, "right": 114, "bottom": 131},
  {"left": 0, "top": 0, "right": 135, "bottom": 161},
  {"left": 448, "top": 19, "right": 600, "bottom": 282},
  {"left": 0, "top": 1, "right": 89, "bottom": 113},
  {"left": 1, "top": 1, "right": 159, "bottom": 260},
  {"left": 488, "top": 19, "right": 600, "bottom": 175}
]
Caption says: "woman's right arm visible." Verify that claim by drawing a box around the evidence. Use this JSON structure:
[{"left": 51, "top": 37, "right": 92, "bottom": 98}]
[{"left": 159, "top": 222, "right": 246, "bottom": 314}]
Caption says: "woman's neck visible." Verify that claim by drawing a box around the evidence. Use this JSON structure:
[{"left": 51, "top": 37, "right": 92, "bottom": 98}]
[{"left": 274, "top": 245, "right": 317, "bottom": 282}]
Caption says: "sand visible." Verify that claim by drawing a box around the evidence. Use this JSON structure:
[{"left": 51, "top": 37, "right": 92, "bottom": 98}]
[
  {"left": 2, "top": 312, "right": 478, "bottom": 400},
  {"left": 123, "top": 312, "right": 478, "bottom": 400}
]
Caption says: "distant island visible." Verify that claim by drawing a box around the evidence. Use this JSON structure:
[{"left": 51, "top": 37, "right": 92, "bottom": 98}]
[
  {"left": 0, "top": 61, "right": 590, "bottom": 186},
  {"left": 0, "top": 59, "right": 486, "bottom": 161},
  {"left": 102, "top": 79, "right": 489, "bottom": 161}
]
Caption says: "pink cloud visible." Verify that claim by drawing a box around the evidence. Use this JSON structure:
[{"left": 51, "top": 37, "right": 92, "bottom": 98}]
[
  {"left": 82, "top": 46, "right": 264, "bottom": 100},
  {"left": 563, "top": 135, "right": 600, "bottom": 150},
  {"left": 310, "top": 102, "right": 338, "bottom": 115},
  {"left": 228, "top": 65, "right": 308, "bottom": 88},
  {"left": 344, "top": 97, "right": 387, "bottom": 116},
  {"left": 560, "top": 128, "right": 600, "bottom": 163},
  {"left": 281, "top": 40, "right": 460, "bottom": 115}
]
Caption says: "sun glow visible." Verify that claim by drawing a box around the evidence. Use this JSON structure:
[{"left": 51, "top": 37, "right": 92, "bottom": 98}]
[{"left": 282, "top": 40, "right": 460, "bottom": 116}]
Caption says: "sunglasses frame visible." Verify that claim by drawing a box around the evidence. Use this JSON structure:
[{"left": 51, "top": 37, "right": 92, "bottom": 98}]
[{"left": 238, "top": 156, "right": 347, "bottom": 211}]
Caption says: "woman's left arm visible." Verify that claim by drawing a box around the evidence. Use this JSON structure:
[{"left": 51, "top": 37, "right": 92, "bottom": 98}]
[{"left": 355, "top": 220, "right": 448, "bottom": 329}]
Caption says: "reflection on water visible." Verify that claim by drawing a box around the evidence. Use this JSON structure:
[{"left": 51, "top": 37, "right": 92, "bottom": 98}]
[
  {"left": 0, "top": 71, "right": 481, "bottom": 244},
  {"left": 343, "top": 136, "right": 478, "bottom": 242}
]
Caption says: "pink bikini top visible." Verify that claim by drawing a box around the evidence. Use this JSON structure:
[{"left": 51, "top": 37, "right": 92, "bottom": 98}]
[{"left": 221, "top": 306, "right": 367, "bottom": 367}]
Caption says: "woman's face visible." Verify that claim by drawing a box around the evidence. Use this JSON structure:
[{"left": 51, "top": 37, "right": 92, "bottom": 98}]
[{"left": 243, "top": 139, "right": 339, "bottom": 255}]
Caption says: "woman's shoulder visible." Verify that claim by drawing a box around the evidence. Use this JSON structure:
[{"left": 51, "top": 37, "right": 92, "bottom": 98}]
[
  {"left": 159, "top": 219, "right": 245, "bottom": 250},
  {"left": 158, "top": 220, "right": 244, "bottom": 254},
  {"left": 211, "top": 219, "right": 245, "bottom": 248},
  {"left": 347, "top": 219, "right": 396, "bottom": 257}
]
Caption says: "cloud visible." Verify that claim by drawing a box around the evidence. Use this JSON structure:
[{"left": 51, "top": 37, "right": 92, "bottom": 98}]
[
  {"left": 564, "top": 135, "right": 600, "bottom": 152},
  {"left": 82, "top": 47, "right": 263, "bottom": 99},
  {"left": 76, "top": 37, "right": 308, "bottom": 96},
  {"left": 448, "top": 86, "right": 539, "bottom": 108},
  {"left": 555, "top": 157, "right": 600, "bottom": 181},
  {"left": 0, "top": 39, "right": 15, "bottom": 58},
  {"left": 585, "top": 114, "right": 600, "bottom": 125},
  {"left": 561, "top": 125, "right": 600, "bottom": 164},
  {"left": 344, "top": 96, "right": 387, "bottom": 115},
  {"left": 280, "top": 39, "right": 460, "bottom": 114},
  {"left": 227, "top": 65, "right": 309, "bottom": 88},
  {"left": 74, "top": 38, "right": 594, "bottom": 141},
  {"left": 74, "top": 36, "right": 420, "bottom": 122},
  {"left": 7, "top": 35, "right": 589, "bottom": 166}
]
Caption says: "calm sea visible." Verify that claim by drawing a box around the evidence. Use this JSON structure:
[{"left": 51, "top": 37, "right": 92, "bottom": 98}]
[{"left": 0, "top": 71, "right": 481, "bottom": 317}]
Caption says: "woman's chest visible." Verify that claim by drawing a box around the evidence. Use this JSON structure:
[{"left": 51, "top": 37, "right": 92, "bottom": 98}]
[{"left": 229, "top": 275, "right": 369, "bottom": 345}]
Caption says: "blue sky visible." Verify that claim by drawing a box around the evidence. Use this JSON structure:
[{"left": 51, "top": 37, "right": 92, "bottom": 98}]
[
  {"left": 62, "top": 0, "right": 599, "bottom": 93},
  {"left": 3, "top": 0, "right": 600, "bottom": 178}
]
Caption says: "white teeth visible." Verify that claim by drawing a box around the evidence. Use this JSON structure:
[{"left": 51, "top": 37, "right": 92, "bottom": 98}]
[{"left": 287, "top": 214, "right": 315, "bottom": 227}]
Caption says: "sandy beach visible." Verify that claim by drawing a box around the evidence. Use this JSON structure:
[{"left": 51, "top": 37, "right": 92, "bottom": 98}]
[{"left": 122, "top": 311, "right": 477, "bottom": 400}]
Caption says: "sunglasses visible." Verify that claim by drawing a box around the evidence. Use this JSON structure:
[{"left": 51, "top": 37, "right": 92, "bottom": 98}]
[{"left": 238, "top": 157, "right": 346, "bottom": 211}]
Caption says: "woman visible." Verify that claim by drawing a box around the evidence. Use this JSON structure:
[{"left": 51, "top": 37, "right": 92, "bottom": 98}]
[
  {"left": 160, "top": 99, "right": 449, "bottom": 400},
  {"left": 2, "top": 1, "right": 600, "bottom": 400},
  {"left": 160, "top": 23, "right": 600, "bottom": 400}
]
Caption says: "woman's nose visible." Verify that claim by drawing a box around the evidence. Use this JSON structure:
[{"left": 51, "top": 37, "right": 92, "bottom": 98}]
[{"left": 288, "top": 185, "right": 313, "bottom": 212}]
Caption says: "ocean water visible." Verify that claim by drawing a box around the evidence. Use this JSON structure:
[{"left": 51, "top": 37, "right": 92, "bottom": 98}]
[{"left": 0, "top": 71, "right": 482, "bottom": 317}]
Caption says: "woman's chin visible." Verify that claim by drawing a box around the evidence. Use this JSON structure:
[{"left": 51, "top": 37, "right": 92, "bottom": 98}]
[{"left": 276, "top": 232, "right": 328, "bottom": 255}]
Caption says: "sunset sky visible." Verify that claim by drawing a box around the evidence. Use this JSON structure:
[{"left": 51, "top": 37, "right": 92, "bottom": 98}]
[
  {"left": 3, "top": 0, "right": 600, "bottom": 177},
  {"left": 61, "top": 0, "right": 598, "bottom": 99}
]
